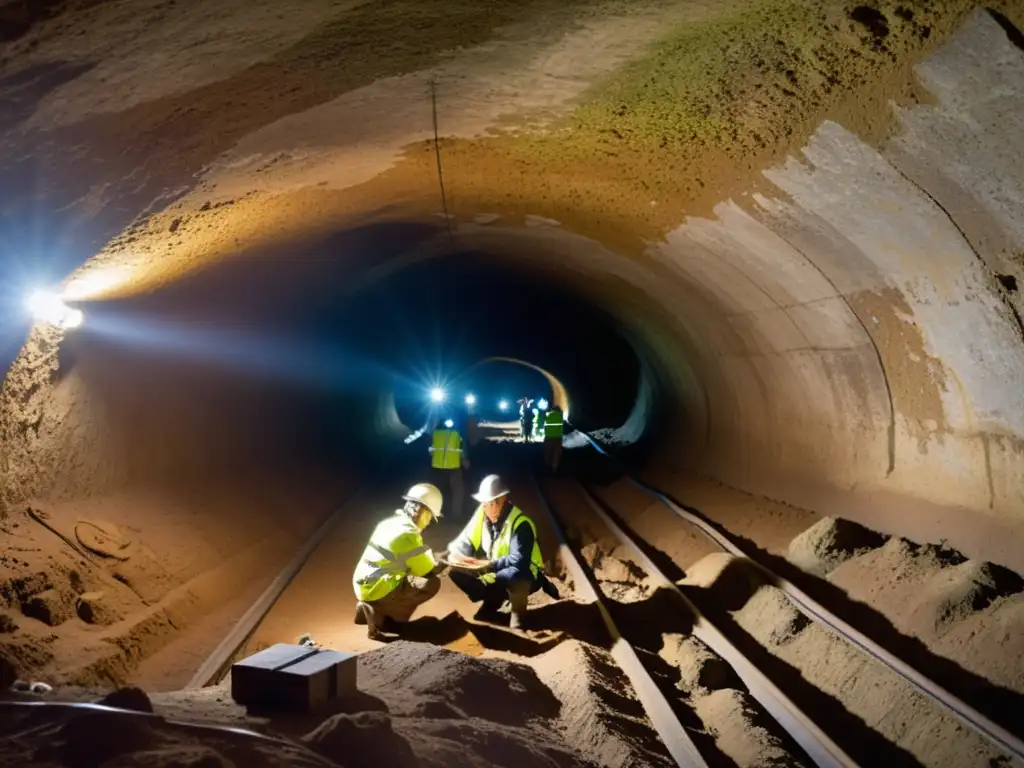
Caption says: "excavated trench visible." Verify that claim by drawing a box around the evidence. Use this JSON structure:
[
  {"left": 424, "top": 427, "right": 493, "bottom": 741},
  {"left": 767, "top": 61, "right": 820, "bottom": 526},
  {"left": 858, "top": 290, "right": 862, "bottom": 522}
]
[{"left": 2, "top": 1, "right": 1024, "bottom": 766}]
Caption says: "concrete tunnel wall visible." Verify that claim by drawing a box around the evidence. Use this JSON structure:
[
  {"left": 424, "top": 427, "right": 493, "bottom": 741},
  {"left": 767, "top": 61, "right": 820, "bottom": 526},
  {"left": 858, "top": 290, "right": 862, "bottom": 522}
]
[{"left": 0, "top": 5, "right": 1023, "bottom": 576}]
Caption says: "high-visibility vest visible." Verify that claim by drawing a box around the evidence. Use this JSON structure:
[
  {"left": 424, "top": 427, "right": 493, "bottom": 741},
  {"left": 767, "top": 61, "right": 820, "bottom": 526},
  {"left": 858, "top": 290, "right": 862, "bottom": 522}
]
[
  {"left": 544, "top": 410, "right": 564, "bottom": 438},
  {"left": 430, "top": 429, "right": 462, "bottom": 470},
  {"left": 453, "top": 505, "right": 543, "bottom": 585},
  {"left": 352, "top": 512, "right": 436, "bottom": 601}
]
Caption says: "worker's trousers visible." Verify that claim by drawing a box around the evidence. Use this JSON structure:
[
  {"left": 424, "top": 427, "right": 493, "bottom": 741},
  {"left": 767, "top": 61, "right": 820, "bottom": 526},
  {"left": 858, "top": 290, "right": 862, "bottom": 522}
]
[
  {"left": 449, "top": 570, "right": 532, "bottom": 615},
  {"left": 368, "top": 575, "right": 441, "bottom": 623},
  {"left": 432, "top": 467, "right": 465, "bottom": 520},
  {"left": 543, "top": 437, "right": 563, "bottom": 473}
]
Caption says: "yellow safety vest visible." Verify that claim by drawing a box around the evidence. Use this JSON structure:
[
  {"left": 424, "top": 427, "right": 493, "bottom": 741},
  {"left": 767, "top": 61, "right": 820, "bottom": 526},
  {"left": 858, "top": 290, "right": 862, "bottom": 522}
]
[
  {"left": 430, "top": 429, "right": 463, "bottom": 470},
  {"left": 456, "top": 505, "right": 543, "bottom": 585},
  {"left": 352, "top": 513, "right": 436, "bottom": 601},
  {"left": 544, "top": 410, "right": 564, "bottom": 438}
]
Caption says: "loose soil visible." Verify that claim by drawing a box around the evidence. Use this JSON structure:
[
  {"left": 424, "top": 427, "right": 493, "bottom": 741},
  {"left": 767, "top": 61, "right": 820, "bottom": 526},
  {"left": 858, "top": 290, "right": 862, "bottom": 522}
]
[{"left": 591, "top": 472, "right": 1024, "bottom": 765}]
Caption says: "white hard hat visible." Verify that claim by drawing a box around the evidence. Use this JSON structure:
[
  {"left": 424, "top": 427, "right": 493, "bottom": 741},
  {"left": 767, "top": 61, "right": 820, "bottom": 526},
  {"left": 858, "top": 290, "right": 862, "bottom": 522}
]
[
  {"left": 472, "top": 474, "right": 510, "bottom": 503},
  {"left": 403, "top": 483, "right": 443, "bottom": 519}
]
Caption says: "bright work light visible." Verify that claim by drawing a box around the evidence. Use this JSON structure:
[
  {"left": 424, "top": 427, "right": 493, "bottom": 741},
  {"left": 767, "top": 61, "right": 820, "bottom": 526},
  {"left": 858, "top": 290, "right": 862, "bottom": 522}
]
[
  {"left": 429, "top": 387, "right": 446, "bottom": 403},
  {"left": 464, "top": 393, "right": 477, "bottom": 406},
  {"left": 498, "top": 399, "right": 509, "bottom": 411},
  {"left": 26, "top": 290, "right": 83, "bottom": 330},
  {"left": 537, "top": 398, "right": 549, "bottom": 410}
]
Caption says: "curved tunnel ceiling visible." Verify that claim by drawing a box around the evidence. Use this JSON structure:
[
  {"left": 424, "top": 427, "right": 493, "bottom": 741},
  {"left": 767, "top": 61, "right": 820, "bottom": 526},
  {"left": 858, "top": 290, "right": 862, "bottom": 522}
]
[
  {"left": 464, "top": 357, "right": 571, "bottom": 419},
  {"left": 0, "top": 1, "right": 1023, "bottom": 575}
]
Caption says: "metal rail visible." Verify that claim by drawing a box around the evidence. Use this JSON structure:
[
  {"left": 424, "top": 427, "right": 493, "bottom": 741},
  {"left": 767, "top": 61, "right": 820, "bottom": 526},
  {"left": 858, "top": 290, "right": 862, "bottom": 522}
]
[
  {"left": 185, "top": 487, "right": 367, "bottom": 689},
  {"left": 572, "top": 481, "right": 857, "bottom": 768},
  {"left": 575, "top": 432, "right": 1024, "bottom": 764},
  {"left": 527, "top": 474, "right": 709, "bottom": 768}
]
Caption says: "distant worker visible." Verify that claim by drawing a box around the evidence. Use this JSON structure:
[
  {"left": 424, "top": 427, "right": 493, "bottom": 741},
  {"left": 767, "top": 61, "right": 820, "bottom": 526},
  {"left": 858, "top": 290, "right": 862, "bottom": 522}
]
[
  {"left": 446, "top": 474, "right": 558, "bottom": 630},
  {"left": 531, "top": 404, "right": 543, "bottom": 442},
  {"left": 543, "top": 404, "right": 564, "bottom": 473},
  {"left": 518, "top": 398, "right": 534, "bottom": 443},
  {"left": 353, "top": 483, "right": 446, "bottom": 639},
  {"left": 465, "top": 409, "right": 481, "bottom": 447},
  {"left": 429, "top": 417, "right": 468, "bottom": 519}
]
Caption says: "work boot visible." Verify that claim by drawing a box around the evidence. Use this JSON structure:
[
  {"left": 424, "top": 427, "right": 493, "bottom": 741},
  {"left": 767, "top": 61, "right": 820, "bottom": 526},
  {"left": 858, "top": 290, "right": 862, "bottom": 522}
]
[
  {"left": 509, "top": 611, "right": 526, "bottom": 631},
  {"left": 472, "top": 597, "right": 505, "bottom": 624},
  {"left": 357, "top": 602, "right": 383, "bottom": 640}
]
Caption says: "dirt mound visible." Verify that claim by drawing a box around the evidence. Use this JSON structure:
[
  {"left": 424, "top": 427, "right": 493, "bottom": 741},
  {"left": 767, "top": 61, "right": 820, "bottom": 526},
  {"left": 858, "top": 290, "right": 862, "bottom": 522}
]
[
  {"left": 358, "top": 640, "right": 560, "bottom": 726},
  {"left": 828, "top": 536, "right": 1024, "bottom": 695},
  {"left": 4, "top": 639, "right": 606, "bottom": 767},
  {"left": 303, "top": 710, "right": 417, "bottom": 768},
  {"left": 787, "top": 516, "right": 888, "bottom": 576},
  {"left": 658, "top": 633, "right": 806, "bottom": 767},
  {"left": 532, "top": 639, "right": 673, "bottom": 767},
  {"left": 694, "top": 689, "right": 804, "bottom": 768},
  {"left": 911, "top": 560, "right": 1024, "bottom": 631}
]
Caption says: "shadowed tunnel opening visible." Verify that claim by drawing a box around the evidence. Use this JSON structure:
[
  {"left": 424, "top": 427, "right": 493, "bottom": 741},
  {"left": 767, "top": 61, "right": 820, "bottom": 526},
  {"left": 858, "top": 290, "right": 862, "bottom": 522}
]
[{"left": 53, "top": 221, "right": 661, "bottom": 491}]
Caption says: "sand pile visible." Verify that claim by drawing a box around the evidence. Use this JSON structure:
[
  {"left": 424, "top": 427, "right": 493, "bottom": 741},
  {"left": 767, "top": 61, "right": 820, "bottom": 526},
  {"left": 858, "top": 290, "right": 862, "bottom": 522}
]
[
  {"left": 812, "top": 526, "right": 1024, "bottom": 698},
  {"left": 786, "top": 516, "right": 888, "bottom": 577},
  {"left": 2, "top": 640, "right": 672, "bottom": 767},
  {"left": 660, "top": 634, "right": 806, "bottom": 768}
]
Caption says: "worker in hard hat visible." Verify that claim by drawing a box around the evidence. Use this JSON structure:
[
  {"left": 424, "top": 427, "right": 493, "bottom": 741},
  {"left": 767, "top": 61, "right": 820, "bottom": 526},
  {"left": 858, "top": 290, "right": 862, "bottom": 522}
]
[
  {"left": 445, "top": 474, "right": 558, "bottom": 630},
  {"left": 543, "top": 404, "right": 564, "bottom": 474},
  {"left": 429, "top": 416, "right": 467, "bottom": 519},
  {"left": 352, "top": 483, "right": 446, "bottom": 640},
  {"left": 518, "top": 398, "right": 534, "bottom": 443}
]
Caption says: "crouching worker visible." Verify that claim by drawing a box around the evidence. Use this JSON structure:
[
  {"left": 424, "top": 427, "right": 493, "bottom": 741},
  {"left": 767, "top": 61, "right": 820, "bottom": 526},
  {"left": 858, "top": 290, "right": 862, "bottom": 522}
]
[
  {"left": 446, "top": 474, "right": 558, "bottom": 630},
  {"left": 353, "top": 483, "right": 446, "bottom": 640}
]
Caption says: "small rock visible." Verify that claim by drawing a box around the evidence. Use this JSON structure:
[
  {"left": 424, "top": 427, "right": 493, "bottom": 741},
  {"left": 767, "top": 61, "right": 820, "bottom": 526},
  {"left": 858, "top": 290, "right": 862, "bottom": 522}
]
[
  {"left": 21, "top": 588, "right": 73, "bottom": 626},
  {"left": 29, "top": 681, "right": 52, "bottom": 694},
  {"left": 169, "top": 217, "right": 181, "bottom": 232},
  {"left": 76, "top": 592, "right": 121, "bottom": 625},
  {"left": 10, "top": 679, "right": 30, "bottom": 692},
  {"left": 0, "top": 613, "right": 18, "bottom": 633},
  {"left": 99, "top": 686, "right": 154, "bottom": 713}
]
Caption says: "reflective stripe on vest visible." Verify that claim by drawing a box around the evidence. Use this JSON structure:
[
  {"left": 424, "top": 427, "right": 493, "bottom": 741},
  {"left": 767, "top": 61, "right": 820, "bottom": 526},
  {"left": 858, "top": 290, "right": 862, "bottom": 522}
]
[
  {"left": 544, "top": 410, "right": 563, "bottom": 438},
  {"left": 466, "top": 505, "right": 543, "bottom": 584},
  {"left": 430, "top": 429, "right": 462, "bottom": 470},
  {"left": 358, "top": 539, "right": 431, "bottom": 584},
  {"left": 352, "top": 514, "right": 432, "bottom": 601}
]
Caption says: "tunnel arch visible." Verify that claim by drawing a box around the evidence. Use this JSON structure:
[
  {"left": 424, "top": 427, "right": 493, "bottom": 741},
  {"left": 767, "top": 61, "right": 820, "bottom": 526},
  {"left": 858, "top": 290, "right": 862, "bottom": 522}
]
[
  {"left": 0, "top": 4, "right": 1023, "bottom": 574},
  {"left": 461, "top": 357, "right": 570, "bottom": 419}
]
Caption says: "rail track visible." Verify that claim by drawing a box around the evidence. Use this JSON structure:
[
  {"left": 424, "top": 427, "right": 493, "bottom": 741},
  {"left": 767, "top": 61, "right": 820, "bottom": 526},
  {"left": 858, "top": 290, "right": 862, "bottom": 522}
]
[
  {"left": 572, "top": 431, "right": 1024, "bottom": 766},
  {"left": 531, "top": 474, "right": 857, "bottom": 768},
  {"left": 172, "top": 439, "right": 1022, "bottom": 767}
]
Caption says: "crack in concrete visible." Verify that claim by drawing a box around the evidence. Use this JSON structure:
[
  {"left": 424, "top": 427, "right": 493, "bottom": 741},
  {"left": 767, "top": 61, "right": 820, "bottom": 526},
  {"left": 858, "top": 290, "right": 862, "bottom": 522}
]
[{"left": 891, "top": 165, "right": 1024, "bottom": 345}]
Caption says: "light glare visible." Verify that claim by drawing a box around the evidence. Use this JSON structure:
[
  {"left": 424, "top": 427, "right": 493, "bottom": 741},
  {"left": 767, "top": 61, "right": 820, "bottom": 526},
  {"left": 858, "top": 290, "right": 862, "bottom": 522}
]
[
  {"left": 429, "top": 387, "right": 446, "bottom": 403},
  {"left": 537, "top": 398, "right": 549, "bottom": 411},
  {"left": 498, "top": 399, "right": 509, "bottom": 411},
  {"left": 464, "top": 393, "right": 477, "bottom": 406},
  {"left": 26, "top": 290, "right": 83, "bottom": 330}
]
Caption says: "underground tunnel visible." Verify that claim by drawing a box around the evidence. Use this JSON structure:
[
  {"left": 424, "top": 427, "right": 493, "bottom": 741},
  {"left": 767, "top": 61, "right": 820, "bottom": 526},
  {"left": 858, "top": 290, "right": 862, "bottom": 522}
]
[{"left": 2, "top": 1, "right": 1024, "bottom": 767}]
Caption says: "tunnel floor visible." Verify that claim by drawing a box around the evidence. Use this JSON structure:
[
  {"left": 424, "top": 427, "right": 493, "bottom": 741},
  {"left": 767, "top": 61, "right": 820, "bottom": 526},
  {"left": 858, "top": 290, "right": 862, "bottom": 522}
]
[{"left": 3, "top": 439, "right": 1023, "bottom": 767}]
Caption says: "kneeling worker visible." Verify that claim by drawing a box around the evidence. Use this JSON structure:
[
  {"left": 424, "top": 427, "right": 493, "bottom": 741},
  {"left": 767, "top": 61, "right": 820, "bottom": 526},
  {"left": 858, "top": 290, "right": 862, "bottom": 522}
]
[
  {"left": 446, "top": 474, "right": 557, "bottom": 629},
  {"left": 353, "top": 483, "right": 446, "bottom": 640}
]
